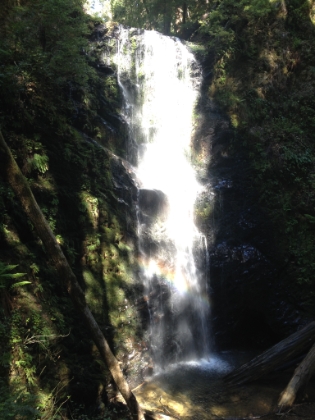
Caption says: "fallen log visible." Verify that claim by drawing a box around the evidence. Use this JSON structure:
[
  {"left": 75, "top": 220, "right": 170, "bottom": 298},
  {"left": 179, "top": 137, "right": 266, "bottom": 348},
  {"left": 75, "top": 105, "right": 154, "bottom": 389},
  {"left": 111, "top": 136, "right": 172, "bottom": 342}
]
[
  {"left": 224, "top": 321, "right": 315, "bottom": 385},
  {"left": 278, "top": 342, "right": 315, "bottom": 410},
  {"left": 0, "top": 130, "right": 145, "bottom": 420}
]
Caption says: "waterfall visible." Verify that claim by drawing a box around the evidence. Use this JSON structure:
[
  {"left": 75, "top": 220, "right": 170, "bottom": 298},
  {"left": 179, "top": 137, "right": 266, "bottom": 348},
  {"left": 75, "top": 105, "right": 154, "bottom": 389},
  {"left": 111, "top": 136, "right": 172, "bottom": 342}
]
[{"left": 114, "top": 26, "right": 210, "bottom": 368}]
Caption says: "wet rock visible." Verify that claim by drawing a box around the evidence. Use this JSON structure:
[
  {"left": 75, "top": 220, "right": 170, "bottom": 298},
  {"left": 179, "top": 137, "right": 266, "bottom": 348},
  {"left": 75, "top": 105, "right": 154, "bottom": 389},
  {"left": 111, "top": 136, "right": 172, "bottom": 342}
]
[
  {"left": 89, "top": 23, "right": 108, "bottom": 42},
  {"left": 110, "top": 153, "right": 139, "bottom": 204},
  {"left": 193, "top": 82, "right": 302, "bottom": 349},
  {"left": 138, "top": 189, "right": 169, "bottom": 218},
  {"left": 214, "top": 179, "right": 233, "bottom": 189}
]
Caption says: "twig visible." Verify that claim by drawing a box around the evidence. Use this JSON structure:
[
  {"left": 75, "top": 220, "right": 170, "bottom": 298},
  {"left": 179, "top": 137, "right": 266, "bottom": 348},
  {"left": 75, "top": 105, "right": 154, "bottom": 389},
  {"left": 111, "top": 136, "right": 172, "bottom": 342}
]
[{"left": 24, "top": 330, "right": 70, "bottom": 346}]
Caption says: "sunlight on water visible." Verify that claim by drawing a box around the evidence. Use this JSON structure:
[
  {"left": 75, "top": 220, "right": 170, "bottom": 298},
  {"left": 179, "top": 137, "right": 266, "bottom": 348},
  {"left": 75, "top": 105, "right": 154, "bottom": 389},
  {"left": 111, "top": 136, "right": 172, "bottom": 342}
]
[
  {"left": 178, "top": 356, "right": 232, "bottom": 374},
  {"left": 115, "top": 26, "right": 210, "bottom": 364},
  {"left": 136, "top": 30, "right": 201, "bottom": 289}
]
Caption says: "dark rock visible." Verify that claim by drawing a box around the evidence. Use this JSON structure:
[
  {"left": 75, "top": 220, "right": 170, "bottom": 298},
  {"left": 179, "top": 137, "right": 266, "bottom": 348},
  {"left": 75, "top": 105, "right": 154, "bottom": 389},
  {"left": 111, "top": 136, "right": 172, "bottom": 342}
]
[
  {"left": 193, "top": 79, "right": 313, "bottom": 350},
  {"left": 138, "top": 189, "right": 169, "bottom": 218},
  {"left": 89, "top": 23, "right": 109, "bottom": 42}
]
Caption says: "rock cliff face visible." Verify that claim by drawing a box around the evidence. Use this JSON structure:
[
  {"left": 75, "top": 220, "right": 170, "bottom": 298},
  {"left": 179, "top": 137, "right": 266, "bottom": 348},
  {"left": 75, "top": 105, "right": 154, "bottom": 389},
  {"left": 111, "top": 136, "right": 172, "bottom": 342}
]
[
  {"left": 97, "top": 25, "right": 212, "bottom": 366},
  {"left": 90, "top": 23, "right": 312, "bottom": 355},
  {"left": 192, "top": 57, "right": 313, "bottom": 350}
]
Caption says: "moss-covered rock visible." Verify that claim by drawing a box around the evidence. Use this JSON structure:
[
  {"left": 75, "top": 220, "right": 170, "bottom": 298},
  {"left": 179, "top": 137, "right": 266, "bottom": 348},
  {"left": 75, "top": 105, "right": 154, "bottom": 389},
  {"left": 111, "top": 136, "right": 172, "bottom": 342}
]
[{"left": 0, "top": 16, "right": 148, "bottom": 420}]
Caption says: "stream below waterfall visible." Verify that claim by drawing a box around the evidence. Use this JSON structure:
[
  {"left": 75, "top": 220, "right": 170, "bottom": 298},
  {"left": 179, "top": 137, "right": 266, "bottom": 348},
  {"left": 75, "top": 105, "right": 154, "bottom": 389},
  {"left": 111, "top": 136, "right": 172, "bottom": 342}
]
[{"left": 133, "top": 359, "right": 315, "bottom": 419}]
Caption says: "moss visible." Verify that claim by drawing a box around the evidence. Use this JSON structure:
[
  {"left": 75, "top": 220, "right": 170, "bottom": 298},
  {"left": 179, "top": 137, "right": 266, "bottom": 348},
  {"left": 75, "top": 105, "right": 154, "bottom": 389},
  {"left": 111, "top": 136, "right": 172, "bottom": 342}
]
[
  {"left": 198, "top": 0, "right": 315, "bottom": 312},
  {"left": 0, "top": 19, "right": 144, "bottom": 417},
  {"left": 195, "top": 200, "right": 214, "bottom": 229}
]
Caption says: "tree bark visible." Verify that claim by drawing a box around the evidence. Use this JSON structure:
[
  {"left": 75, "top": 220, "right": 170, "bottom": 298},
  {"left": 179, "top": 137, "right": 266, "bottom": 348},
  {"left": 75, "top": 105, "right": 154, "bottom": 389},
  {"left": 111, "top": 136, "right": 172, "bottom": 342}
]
[
  {"left": 278, "top": 342, "right": 315, "bottom": 411},
  {"left": 182, "top": 2, "right": 187, "bottom": 25},
  {"left": 280, "top": 0, "right": 287, "bottom": 17},
  {"left": 141, "top": 0, "right": 152, "bottom": 29},
  {"left": 224, "top": 321, "right": 315, "bottom": 385},
  {"left": 0, "top": 130, "right": 145, "bottom": 420},
  {"left": 163, "top": 0, "right": 171, "bottom": 35}
]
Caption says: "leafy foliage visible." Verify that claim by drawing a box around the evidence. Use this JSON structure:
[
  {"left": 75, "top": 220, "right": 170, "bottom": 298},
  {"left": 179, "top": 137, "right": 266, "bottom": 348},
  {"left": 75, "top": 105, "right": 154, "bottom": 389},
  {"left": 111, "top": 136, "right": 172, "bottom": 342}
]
[
  {"left": 0, "top": 0, "right": 96, "bottom": 134},
  {"left": 111, "top": 0, "right": 209, "bottom": 35},
  {"left": 0, "top": 262, "right": 29, "bottom": 289},
  {"left": 198, "top": 0, "right": 315, "bottom": 308},
  {"left": 0, "top": 3, "right": 146, "bottom": 418}
]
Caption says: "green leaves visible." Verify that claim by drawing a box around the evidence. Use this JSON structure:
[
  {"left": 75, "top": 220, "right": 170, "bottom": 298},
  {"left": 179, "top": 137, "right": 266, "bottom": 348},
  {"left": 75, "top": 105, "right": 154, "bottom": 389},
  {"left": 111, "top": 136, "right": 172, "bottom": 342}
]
[
  {"left": 304, "top": 214, "right": 315, "bottom": 224},
  {"left": 10, "top": 281, "right": 32, "bottom": 289},
  {"left": 111, "top": 0, "right": 209, "bottom": 35},
  {"left": 28, "top": 153, "right": 49, "bottom": 174},
  {"left": 0, "top": 0, "right": 97, "bottom": 133},
  {"left": 0, "top": 262, "right": 29, "bottom": 289}
]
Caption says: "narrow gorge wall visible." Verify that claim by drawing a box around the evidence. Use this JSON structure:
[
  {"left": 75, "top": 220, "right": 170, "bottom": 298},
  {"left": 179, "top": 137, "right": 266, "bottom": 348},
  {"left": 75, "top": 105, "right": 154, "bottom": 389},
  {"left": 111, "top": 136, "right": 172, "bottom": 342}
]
[{"left": 191, "top": 48, "right": 314, "bottom": 350}]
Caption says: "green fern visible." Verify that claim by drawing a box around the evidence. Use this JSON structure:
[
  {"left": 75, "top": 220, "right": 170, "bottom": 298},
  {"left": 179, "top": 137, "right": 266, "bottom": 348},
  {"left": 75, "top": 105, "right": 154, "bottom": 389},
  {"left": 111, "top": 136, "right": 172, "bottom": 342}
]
[
  {"left": 28, "top": 153, "right": 49, "bottom": 174},
  {"left": 0, "top": 262, "right": 30, "bottom": 289}
]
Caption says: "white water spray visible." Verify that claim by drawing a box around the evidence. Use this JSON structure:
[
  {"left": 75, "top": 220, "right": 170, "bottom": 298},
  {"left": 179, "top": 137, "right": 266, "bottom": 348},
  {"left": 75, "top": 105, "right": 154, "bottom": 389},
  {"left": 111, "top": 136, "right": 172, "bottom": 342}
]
[{"left": 115, "top": 27, "right": 210, "bottom": 366}]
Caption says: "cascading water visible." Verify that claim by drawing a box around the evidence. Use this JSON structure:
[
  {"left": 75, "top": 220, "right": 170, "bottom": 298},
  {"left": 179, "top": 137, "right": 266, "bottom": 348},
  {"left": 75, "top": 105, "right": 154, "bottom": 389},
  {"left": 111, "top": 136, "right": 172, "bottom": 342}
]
[{"left": 114, "top": 26, "right": 210, "bottom": 368}]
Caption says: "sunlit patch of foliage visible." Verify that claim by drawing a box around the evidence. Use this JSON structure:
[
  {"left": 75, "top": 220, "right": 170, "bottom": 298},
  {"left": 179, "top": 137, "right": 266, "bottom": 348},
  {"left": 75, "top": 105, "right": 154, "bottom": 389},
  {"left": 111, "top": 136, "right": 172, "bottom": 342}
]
[{"left": 197, "top": 0, "right": 315, "bottom": 309}]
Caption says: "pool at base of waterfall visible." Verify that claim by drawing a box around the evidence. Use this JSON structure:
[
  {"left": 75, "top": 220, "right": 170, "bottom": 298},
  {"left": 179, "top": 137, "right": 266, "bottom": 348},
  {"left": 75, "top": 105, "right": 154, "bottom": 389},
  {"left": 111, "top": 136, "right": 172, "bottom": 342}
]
[{"left": 132, "top": 351, "right": 315, "bottom": 419}]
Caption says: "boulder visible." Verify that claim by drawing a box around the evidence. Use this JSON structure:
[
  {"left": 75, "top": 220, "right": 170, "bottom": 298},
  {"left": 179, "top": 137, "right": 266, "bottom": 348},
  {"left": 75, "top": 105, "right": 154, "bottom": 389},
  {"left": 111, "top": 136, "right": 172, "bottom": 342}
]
[{"left": 138, "top": 189, "right": 169, "bottom": 218}]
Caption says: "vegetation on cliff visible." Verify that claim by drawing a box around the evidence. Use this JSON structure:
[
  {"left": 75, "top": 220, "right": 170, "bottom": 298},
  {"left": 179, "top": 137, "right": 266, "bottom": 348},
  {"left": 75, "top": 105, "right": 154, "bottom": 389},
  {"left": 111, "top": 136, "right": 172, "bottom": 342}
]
[
  {"left": 1, "top": 0, "right": 315, "bottom": 418},
  {"left": 113, "top": 0, "right": 315, "bottom": 310},
  {"left": 0, "top": 1, "right": 146, "bottom": 418},
  {"left": 198, "top": 0, "right": 315, "bottom": 314}
]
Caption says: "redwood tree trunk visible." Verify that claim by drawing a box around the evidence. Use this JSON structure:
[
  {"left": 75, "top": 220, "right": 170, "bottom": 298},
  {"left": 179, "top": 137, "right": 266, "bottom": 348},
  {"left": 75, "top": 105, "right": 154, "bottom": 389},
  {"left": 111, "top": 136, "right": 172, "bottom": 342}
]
[
  {"left": 0, "top": 131, "right": 145, "bottom": 420},
  {"left": 278, "top": 343, "right": 315, "bottom": 411},
  {"left": 224, "top": 321, "right": 315, "bottom": 385}
]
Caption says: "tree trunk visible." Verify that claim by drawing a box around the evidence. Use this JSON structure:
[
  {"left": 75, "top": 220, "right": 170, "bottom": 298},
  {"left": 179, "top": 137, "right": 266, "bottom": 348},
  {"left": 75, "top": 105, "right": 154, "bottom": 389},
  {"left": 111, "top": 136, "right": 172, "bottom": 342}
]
[
  {"left": 224, "top": 321, "right": 315, "bottom": 385},
  {"left": 280, "top": 0, "right": 287, "bottom": 17},
  {"left": 163, "top": 0, "right": 171, "bottom": 35},
  {"left": 278, "top": 343, "right": 315, "bottom": 411},
  {"left": 141, "top": 0, "right": 152, "bottom": 29},
  {"left": 182, "top": 3, "right": 187, "bottom": 25},
  {"left": 0, "top": 131, "right": 145, "bottom": 420}
]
